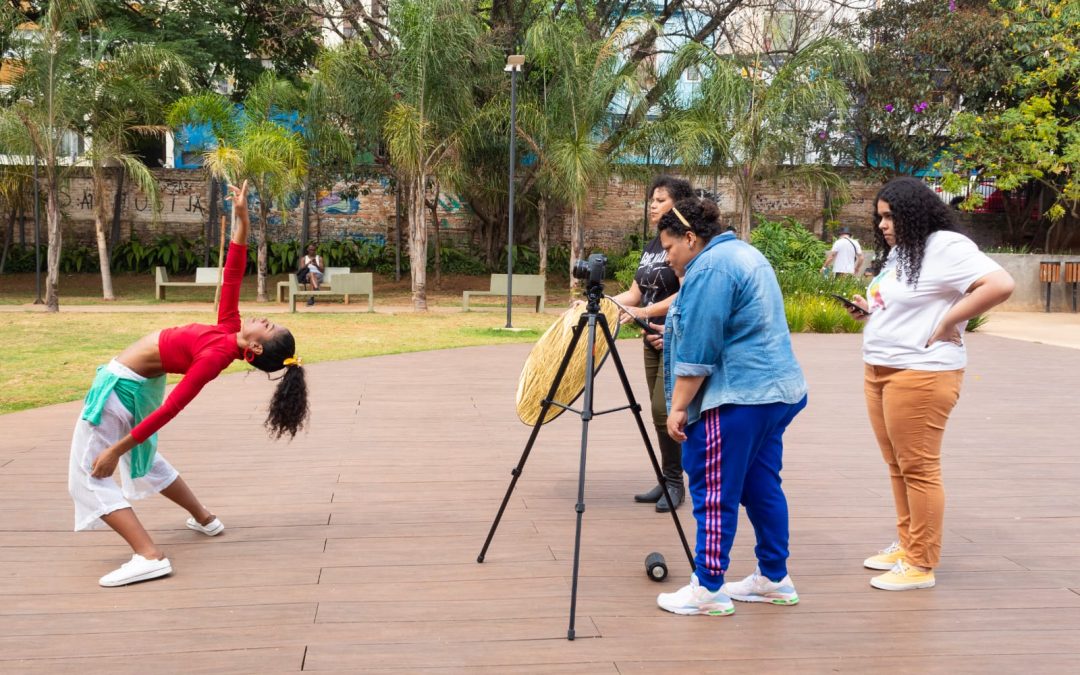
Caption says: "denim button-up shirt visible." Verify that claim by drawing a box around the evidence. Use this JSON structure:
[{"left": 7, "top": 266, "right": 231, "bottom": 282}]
[{"left": 664, "top": 232, "right": 807, "bottom": 425}]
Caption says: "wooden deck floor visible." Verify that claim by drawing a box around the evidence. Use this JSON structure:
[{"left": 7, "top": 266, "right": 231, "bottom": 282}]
[{"left": 2, "top": 333, "right": 1079, "bottom": 673}]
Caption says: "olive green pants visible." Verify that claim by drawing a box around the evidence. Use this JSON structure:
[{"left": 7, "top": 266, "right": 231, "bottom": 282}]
[{"left": 644, "top": 340, "right": 683, "bottom": 483}]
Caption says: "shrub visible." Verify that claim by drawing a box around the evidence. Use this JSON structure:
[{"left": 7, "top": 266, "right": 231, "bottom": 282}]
[
  {"left": 784, "top": 294, "right": 864, "bottom": 334},
  {"left": 611, "top": 233, "right": 644, "bottom": 292},
  {"left": 966, "top": 314, "right": 988, "bottom": 332},
  {"left": 750, "top": 216, "right": 829, "bottom": 276}
]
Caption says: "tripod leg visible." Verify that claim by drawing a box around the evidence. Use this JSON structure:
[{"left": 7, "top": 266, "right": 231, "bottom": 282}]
[
  {"left": 567, "top": 312, "right": 599, "bottom": 641},
  {"left": 478, "top": 317, "right": 589, "bottom": 564},
  {"left": 598, "top": 316, "right": 696, "bottom": 572}
]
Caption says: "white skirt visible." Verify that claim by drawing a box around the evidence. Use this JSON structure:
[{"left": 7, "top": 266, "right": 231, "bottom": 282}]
[{"left": 68, "top": 363, "right": 179, "bottom": 531}]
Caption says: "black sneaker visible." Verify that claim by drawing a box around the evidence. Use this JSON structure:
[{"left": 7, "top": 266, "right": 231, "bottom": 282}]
[{"left": 306, "top": 296, "right": 315, "bottom": 306}]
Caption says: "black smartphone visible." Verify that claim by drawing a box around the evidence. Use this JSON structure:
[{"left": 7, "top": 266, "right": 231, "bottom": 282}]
[{"left": 828, "top": 293, "right": 869, "bottom": 316}]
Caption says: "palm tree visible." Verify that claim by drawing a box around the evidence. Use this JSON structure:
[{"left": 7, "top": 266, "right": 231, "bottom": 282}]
[
  {"left": 168, "top": 74, "right": 307, "bottom": 302},
  {"left": 296, "top": 47, "right": 366, "bottom": 248},
  {"left": 660, "top": 37, "right": 866, "bottom": 237},
  {"left": 521, "top": 17, "right": 644, "bottom": 286},
  {"left": 0, "top": 0, "right": 96, "bottom": 311},
  {"left": 83, "top": 38, "right": 190, "bottom": 300},
  {"left": 341, "top": 0, "right": 496, "bottom": 310}
]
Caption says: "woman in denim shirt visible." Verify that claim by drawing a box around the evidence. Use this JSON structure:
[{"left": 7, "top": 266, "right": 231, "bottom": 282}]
[{"left": 654, "top": 197, "right": 809, "bottom": 617}]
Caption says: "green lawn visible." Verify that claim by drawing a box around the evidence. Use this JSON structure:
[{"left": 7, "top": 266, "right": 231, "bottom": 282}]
[{"left": 0, "top": 271, "right": 616, "bottom": 415}]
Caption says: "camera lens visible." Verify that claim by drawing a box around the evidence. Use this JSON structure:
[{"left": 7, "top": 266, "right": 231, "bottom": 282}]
[{"left": 571, "top": 259, "right": 590, "bottom": 280}]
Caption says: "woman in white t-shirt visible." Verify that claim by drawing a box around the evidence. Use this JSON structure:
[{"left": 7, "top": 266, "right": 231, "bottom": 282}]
[{"left": 846, "top": 177, "right": 1014, "bottom": 592}]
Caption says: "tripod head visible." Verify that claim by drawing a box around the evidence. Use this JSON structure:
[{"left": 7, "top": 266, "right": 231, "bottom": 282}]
[{"left": 583, "top": 279, "right": 605, "bottom": 314}]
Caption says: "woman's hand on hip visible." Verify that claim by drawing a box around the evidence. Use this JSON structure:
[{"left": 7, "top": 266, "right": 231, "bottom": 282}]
[
  {"left": 667, "top": 409, "right": 688, "bottom": 443},
  {"left": 927, "top": 321, "right": 962, "bottom": 347}
]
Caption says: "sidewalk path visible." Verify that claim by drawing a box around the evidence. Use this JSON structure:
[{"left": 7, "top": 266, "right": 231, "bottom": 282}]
[
  {"left": 980, "top": 311, "right": 1080, "bottom": 350},
  {"left": 1, "top": 334, "right": 1078, "bottom": 672}
]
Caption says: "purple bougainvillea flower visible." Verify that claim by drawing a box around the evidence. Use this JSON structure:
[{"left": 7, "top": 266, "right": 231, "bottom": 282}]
[
  {"left": 949, "top": 0, "right": 957, "bottom": 12},
  {"left": 884, "top": 104, "right": 894, "bottom": 113}
]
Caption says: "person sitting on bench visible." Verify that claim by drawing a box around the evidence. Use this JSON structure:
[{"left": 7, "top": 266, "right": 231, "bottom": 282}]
[{"left": 297, "top": 243, "right": 325, "bottom": 306}]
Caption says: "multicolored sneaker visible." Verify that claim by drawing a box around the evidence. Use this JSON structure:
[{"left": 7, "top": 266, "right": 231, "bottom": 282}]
[
  {"left": 870, "top": 559, "right": 935, "bottom": 591},
  {"left": 721, "top": 567, "right": 799, "bottom": 605},
  {"left": 863, "top": 541, "right": 906, "bottom": 570},
  {"left": 657, "top": 575, "right": 735, "bottom": 616}
]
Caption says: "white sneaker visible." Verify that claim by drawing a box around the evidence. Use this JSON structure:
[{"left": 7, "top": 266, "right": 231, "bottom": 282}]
[
  {"left": 657, "top": 575, "right": 735, "bottom": 616},
  {"left": 721, "top": 567, "right": 799, "bottom": 605},
  {"left": 186, "top": 516, "right": 224, "bottom": 536},
  {"left": 99, "top": 554, "right": 172, "bottom": 587}
]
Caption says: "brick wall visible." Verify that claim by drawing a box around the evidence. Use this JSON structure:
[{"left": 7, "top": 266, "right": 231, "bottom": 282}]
[{"left": 17, "top": 167, "right": 1012, "bottom": 254}]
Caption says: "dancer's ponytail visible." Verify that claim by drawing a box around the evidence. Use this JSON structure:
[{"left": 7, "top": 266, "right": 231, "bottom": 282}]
[{"left": 249, "top": 329, "right": 310, "bottom": 439}]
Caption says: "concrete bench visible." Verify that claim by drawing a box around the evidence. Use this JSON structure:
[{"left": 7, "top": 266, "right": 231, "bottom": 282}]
[
  {"left": 462, "top": 274, "right": 545, "bottom": 312},
  {"left": 155, "top": 267, "right": 221, "bottom": 301},
  {"left": 288, "top": 272, "right": 374, "bottom": 312},
  {"left": 276, "top": 266, "right": 351, "bottom": 302}
]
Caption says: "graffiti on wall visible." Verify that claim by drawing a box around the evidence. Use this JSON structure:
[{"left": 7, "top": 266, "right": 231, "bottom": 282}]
[{"left": 56, "top": 174, "right": 207, "bottom": 223}]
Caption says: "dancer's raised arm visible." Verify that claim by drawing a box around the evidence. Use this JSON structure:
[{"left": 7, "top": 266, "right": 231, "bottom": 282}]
[{"left": 228, "top": 180, "right": 250, "bottom": 245}]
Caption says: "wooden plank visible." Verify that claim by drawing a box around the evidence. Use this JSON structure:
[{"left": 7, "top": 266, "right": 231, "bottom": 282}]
[{"left": 0, "top": 335, "right": 1077, "bottom": 671}]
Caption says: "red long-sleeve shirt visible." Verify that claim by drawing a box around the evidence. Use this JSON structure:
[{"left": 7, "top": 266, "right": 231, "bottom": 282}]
[{"left": 130, "top": 244, "right": 247, "bottom": 443}]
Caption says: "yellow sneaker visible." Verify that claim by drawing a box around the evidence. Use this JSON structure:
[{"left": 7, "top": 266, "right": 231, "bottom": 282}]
[
  {"left": 870, "top": 560, "right": 935, "bottom": 591},
  {"left": 863, "top": 541, "right": 906, "bottom": 570}
]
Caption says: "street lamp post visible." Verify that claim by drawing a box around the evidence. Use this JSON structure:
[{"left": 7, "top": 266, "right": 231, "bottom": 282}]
[{"left": 504, "top": 54, "right": 525, "bottom": 329}]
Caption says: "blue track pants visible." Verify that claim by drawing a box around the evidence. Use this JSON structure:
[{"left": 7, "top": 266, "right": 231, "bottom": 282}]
[{"left": 682, "top": 396, "right": 807, "bottom": 591}]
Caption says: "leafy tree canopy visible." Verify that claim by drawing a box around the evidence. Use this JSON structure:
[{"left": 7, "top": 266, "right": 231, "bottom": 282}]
[
  {"left": 843, "top": 0, "right": 1012, "bottom": 175},
  {"left": 944, "top": 0, "right": 1079, "bottom": 238},
  {"left": 94, "top": 0, "right": 320, "bottom": 95}
]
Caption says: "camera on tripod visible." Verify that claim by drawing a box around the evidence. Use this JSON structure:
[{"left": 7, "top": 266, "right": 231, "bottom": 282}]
[{"left": 572, "top": 253, "right": 607, "bottom": 288}]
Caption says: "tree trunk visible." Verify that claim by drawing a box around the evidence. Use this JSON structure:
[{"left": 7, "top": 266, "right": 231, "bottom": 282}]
[
  {"left": 203, "top": 177, "right": 219, "bottom": 267},
  {"left": 569, "top": 202, "right": 584, "bottom": 289},
  {"left": 256, "top": 201, "right": 269, "bottom": 302},
  {"left": 408, "top": 173, "right": 428, "bottom": 310},
  {"left": 429, "top": 186, "right": 441, "bottom": 288},
  {"left": 109, "top": 167, "right": 125, "bottom": 251},
  {"left": 92, "top": 165, "right": 116, "bottom": 300},
  {"left": 45, "top": 179, "right": 61, "bottom": 312},
  {"left": 739, "top": 170, "right": 755, "bottom": 240},
  {"left": 394, "top": 182, "right": 403, "bottom": 282},
  {"left": 300, "top": 176, "right": 311, "bottom": 247},
  {"left": 537, "top": 195, "right": 548, "bottom": 276},
  {"left": 0, "top": 203, "right": 14, "bottom": 274},
  {"left": 18, "top": 197, "right": 25, "bottom": 246}
]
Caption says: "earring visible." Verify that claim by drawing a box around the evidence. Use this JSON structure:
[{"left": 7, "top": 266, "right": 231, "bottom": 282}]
[{"left": 243, "top": 347, "right": 255, "bottom": 363}]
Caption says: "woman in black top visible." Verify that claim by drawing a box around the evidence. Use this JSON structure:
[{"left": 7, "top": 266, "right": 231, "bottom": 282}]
[{"left": 611, "top": 175, "right": 695, "bottom": 512}]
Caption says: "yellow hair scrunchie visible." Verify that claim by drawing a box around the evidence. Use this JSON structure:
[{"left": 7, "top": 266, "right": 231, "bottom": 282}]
[{"left": 283, "top": 356, "right": 302, "bottom": 368}]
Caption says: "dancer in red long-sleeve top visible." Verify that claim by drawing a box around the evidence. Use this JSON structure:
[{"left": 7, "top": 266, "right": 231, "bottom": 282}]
[{"left": 68, "top": 181, "right": 310, "bottom": 587}]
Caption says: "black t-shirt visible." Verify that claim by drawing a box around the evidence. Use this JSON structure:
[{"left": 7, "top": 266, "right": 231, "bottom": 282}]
[{"left": 633, "top": 235, "right": 680, "bottom": 327}]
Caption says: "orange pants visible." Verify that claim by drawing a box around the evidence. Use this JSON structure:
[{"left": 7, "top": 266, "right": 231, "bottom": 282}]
[{"left": 863, "top": 365, "right": 963, "bottom": 569}]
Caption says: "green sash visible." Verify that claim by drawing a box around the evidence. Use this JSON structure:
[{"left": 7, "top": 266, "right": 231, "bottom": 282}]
[{"left": 81, "top": 365, "right": 166, "bottom": 479}]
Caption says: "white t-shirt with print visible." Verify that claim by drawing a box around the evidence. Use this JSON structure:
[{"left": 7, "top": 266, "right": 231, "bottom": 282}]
[
  {"left": 862, "top": 231, "right": 1001, "bottom": 370},
  {"left": 830, "top": 236, "right": 862, "bottom": 274}
]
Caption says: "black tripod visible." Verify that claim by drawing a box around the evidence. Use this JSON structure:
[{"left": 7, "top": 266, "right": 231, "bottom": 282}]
[{"left": 477, "top": 279, "right": 695, "bottom": 641}]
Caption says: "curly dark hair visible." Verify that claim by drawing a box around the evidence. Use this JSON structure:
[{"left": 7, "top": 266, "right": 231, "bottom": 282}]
[
  {"left": 872, "top": 177, "right": 958, "bottom": 287},
  {"left": 249, "top": 328, "right": 309, "bottom": 440},
  {"left": 657, "top": 197, "right": 724, "bottom": 243},
  {"left": 648, "top": 175, "right": 695, "bottom": 203}
]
